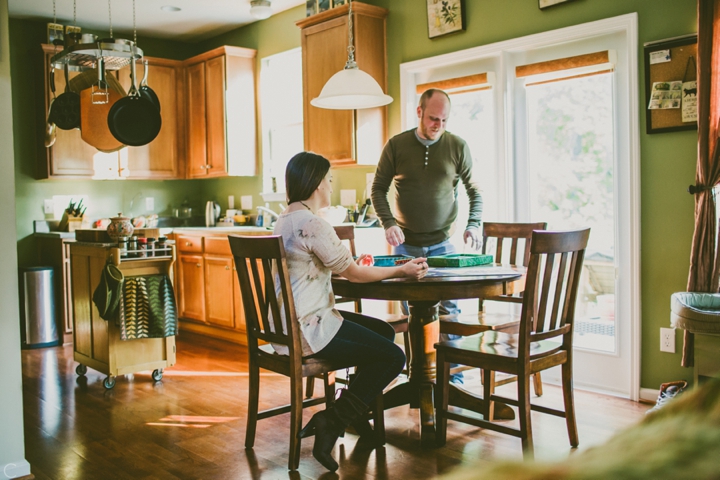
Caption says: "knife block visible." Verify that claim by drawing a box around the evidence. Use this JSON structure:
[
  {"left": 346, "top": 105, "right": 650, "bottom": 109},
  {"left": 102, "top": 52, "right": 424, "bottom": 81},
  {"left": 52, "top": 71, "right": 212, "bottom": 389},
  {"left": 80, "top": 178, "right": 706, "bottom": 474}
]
[{"left": 58, "top": 211, "right": 83, "bottom": 232}]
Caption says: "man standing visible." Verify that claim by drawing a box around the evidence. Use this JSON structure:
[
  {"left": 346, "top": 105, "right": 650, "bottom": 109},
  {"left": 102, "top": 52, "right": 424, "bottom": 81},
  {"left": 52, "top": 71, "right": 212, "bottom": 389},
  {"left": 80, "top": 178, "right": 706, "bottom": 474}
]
[{"left": 371, "top": 88, "right": 483, "bottom": 317}]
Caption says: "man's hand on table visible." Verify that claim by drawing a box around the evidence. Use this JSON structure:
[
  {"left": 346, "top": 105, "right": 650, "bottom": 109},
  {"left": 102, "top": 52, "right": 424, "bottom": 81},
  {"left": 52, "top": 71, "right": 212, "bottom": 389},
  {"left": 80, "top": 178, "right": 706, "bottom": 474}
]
[
  {"left": 464, "top": 228, "right": 482, "bottom": 251},
  {"left": 385, "top": 225, "right": 405, "bottom": 247}
]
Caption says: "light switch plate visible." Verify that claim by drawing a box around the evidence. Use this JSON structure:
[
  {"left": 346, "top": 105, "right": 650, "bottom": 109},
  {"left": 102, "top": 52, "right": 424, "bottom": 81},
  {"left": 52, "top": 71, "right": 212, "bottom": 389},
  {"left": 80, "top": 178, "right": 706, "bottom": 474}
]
[
  {"left": 241, "top": 195, "right": 253, "bottom": 211},
  {"left": 43, "top": 199, "right": 54, "bottom": 215},
  {"left": 341, "top": 189, "right": 356, "bottom": 206},
  {"left": 145, "top": 197, "right": 154, "bottom": 211}
]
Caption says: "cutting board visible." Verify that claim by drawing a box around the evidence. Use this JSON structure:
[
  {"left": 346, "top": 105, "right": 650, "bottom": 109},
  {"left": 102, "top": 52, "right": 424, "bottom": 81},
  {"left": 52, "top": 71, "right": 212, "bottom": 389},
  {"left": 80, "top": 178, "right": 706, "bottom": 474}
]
[{"left": 80, "top": 87, "right": 125, "bottom": 153}]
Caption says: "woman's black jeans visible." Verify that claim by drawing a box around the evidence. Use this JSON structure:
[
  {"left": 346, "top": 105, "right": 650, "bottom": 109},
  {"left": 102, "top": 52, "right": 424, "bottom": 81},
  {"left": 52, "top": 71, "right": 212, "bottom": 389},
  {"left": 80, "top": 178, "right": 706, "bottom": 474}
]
[{"left": 310, "top": 310, "right": 406, "bottom": 406}]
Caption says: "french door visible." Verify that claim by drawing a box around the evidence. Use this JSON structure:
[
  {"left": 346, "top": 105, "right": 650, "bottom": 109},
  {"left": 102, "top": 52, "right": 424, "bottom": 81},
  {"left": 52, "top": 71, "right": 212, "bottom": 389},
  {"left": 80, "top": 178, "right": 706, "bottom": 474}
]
[{"left": 401, "top": 15, "right": 640, "bottom": 398}]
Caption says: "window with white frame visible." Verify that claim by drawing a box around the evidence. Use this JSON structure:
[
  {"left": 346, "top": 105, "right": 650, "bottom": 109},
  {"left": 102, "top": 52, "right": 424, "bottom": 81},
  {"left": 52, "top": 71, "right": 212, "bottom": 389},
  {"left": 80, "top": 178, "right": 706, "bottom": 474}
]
[
  {"left": 260, "top": 48, "right": 304, "bottom": 195},
  {"left": 399, "top": 14, "right": 640, "bottom": 396}
]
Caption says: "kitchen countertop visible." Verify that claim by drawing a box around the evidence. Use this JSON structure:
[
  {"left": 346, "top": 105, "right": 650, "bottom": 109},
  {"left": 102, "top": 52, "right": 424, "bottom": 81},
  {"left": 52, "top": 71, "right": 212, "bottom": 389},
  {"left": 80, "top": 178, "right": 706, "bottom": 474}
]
[{"left": 34, "top": 224, "right": 380, "bottom": 240}]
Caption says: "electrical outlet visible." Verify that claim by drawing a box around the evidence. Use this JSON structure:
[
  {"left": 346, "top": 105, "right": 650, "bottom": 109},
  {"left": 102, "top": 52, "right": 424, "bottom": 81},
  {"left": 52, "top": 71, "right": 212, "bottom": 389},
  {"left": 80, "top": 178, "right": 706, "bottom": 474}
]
[
  {"left": 145, "top": 197, "right": 155, "bottom": 211},
  {"left": 43, "top": 199, "right": 54, "bottom": 215},
  {"left": 660, "top": 327, "right": 675, "bottom": 353}
]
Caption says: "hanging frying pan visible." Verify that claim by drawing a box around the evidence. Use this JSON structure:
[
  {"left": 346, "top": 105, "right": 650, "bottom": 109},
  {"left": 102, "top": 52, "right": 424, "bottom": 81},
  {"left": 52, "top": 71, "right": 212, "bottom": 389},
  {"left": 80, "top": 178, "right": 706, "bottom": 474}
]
[
  {"left": 51, "top": 63, "right": 81, "bottom": 130},
  {"left": 107, "top": 54, "right": 161, "bottom": 147},
  {"left": 139, "top": 60, "right": 160, "bottom": 113}
]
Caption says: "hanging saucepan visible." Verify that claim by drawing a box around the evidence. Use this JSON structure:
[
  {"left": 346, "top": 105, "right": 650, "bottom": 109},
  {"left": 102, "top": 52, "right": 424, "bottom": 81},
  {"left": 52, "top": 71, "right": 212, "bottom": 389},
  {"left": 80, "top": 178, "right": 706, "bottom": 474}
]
[
  {"left": 107, "top": 53, "right": 161, "bottom": 147},
  {"left": 139, "top": 60, "right": 160, "bottom": 113},
  {"left": 51, "top": 63, "right": 81, "bottom": 130},
  {"left": 44, "top": 65, "right": 57, "bottom": 148}
]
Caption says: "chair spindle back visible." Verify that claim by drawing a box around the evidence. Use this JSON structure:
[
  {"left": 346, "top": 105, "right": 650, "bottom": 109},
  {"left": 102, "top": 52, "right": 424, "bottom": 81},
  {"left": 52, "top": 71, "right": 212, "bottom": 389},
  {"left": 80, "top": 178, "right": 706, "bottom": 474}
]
[
  {"left": 229, "top": 235, "right": 304, "bottom": 359},
  {"left": 520, "top": 229, "right": 590, "bottom": 351},
  {"left": 482, "top": 222, "right": 548, "bottom": 266}
]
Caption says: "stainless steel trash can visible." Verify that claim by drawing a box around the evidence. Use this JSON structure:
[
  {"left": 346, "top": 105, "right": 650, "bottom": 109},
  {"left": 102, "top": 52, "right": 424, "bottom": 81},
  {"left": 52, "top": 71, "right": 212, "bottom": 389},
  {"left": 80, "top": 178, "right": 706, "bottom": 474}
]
[{"left": 19, "top": 266, "right": 59, "bottom": 349}]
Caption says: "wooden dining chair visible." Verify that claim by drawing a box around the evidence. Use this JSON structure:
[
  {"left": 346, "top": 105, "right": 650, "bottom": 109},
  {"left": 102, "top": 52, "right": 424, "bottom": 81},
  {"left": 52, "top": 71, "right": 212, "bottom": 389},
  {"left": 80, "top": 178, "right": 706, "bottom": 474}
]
[
  {"left": 229, "top": 235, "right": 385, "bottom": 471},
  {"left": 439, "top": 222, "right": 547, "bottom": 398},
  {"left": 435, "top": 228, "right": 590, "bottom": 458},
  {"left": 306, "top": 225, "right": 411, "bottom": 398}
]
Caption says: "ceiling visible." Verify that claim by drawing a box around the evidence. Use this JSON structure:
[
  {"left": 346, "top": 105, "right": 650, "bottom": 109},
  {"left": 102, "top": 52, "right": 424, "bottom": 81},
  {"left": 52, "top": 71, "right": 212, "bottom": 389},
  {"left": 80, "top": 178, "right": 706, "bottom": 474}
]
[{"left": 8, "top": 0, "right": 305, "bottom": 42}]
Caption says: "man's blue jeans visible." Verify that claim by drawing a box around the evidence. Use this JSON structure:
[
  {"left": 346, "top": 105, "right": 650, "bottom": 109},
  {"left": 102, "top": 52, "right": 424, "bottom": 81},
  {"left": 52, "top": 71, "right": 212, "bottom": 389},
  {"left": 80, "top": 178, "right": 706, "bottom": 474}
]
[
  {"left": 394, "top": 239, "right": 460, "bottom": 315},
  {"left": 394, "top": 239, "right": 464, "bottom": 384},
  {"left": 311, "top": 310, "right": 406, "bottom": 406}
]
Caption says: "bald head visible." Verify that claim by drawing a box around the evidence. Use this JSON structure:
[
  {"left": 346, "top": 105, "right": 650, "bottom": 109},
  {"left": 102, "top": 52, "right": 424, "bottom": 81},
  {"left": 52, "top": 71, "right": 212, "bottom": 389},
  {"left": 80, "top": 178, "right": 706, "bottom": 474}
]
[{"left": 417, "top": 89, "right": 451, "bottom": 141}]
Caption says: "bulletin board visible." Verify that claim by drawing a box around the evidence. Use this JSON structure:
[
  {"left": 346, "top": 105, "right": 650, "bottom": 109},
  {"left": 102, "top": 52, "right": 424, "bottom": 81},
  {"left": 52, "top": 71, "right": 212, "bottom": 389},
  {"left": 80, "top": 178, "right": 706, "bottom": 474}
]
[{"left": 644, "top": 34, "right": 697, "bottom": 134}]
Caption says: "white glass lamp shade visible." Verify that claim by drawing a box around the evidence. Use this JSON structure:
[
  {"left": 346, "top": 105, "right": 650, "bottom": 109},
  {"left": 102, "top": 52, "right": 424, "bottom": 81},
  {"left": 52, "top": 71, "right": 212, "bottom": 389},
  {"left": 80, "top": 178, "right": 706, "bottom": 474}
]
[
  {"left": 311, "top": 67, "right": 393, "bottom": 110},
  {"left": 250, "top": 0, "right": 272, "bottom": 20}
]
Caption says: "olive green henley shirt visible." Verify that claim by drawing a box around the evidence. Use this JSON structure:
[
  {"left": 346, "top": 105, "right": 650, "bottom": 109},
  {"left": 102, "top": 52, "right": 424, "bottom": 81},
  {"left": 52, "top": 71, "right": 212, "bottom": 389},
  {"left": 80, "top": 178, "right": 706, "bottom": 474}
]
[{"left": 371, "top": 129, "right": 483, "bottom": 247}]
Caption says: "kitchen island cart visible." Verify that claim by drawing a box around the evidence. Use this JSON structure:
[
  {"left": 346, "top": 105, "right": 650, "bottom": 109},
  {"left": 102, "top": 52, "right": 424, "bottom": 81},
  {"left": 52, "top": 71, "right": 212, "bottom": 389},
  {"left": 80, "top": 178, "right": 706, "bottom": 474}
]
[{"left": 69, "top": 243, "right": 177, "bottom": 389}]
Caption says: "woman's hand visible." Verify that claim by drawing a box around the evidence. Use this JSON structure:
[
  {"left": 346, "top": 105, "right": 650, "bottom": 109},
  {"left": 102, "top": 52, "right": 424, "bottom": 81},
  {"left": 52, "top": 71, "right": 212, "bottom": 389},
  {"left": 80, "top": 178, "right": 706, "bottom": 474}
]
[
  {"left": 402, "top": 257, "right": 429, "bottom": 280},
  {"left": 356, "top": 254, "right": 374, "bottom": 266}
]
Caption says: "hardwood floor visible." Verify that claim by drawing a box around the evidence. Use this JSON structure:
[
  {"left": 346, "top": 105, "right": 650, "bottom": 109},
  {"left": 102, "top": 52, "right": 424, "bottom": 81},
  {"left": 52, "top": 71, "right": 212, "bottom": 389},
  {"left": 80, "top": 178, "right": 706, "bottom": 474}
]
[{"left": 22, "top": 333, "right": 649, "bottom": 479}]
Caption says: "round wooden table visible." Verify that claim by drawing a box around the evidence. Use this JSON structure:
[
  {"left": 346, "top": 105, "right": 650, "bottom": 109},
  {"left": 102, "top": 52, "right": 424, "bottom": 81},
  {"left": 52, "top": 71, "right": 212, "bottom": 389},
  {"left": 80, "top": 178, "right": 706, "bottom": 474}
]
[{"left": 332, "top": 267, "right": 523, "bottom": 443}]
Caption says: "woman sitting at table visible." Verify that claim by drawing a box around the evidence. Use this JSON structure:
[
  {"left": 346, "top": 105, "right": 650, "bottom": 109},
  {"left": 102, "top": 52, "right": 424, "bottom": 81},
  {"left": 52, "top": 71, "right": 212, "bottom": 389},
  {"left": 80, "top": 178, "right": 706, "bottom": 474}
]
[{"left": 275, "top": 151, "right": 428, "bottom": 472}]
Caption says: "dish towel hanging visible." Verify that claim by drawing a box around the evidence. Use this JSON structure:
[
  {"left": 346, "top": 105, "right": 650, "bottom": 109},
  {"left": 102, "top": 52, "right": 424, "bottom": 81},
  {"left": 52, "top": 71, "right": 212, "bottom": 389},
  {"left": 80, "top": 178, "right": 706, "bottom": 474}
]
[{"left": 118, "top": 274, "right": 178, "bottom": 340}]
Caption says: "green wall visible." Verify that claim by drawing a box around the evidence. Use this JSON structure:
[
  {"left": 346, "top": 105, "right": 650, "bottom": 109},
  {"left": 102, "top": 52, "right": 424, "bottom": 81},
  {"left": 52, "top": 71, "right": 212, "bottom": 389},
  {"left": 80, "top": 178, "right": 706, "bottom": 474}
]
[
  {"left": 364, "top": 1, "right": 699, "bottom": 391},
  {"left": 1, "top": 0, "right": 29, "bottom": 475},
  {"left": 11, "top": 0, "right": 700, "bottom": 391}
]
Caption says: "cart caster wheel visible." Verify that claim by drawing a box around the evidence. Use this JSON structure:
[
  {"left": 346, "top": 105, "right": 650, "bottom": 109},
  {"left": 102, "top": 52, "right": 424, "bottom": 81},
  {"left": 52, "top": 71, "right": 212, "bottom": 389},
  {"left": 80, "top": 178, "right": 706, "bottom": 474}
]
[
  {"left": 76, "top": 364, "right": 87, "bottom": 376},
  {"left": 103, "top": 376, "right": 116, "bottom": 389},
  {"left": 152, "top": 369, "right": 163, "bottom": 382}
]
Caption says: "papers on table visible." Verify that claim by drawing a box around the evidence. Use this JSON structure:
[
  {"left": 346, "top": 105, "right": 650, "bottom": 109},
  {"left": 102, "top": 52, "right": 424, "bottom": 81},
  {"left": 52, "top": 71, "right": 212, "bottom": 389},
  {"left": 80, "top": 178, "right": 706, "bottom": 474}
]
[{"left": 425, "top": 265, "right": 519, "bottom": 278}]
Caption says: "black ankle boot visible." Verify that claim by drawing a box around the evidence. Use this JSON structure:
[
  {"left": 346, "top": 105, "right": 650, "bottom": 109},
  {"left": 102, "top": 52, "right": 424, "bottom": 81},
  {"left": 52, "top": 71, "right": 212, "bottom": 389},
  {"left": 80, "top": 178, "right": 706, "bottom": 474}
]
[
  {"left": 308, "top": 410, "right": 343, "bottom": 471},
  {"left": 299, "top": 390, "right": 368, "bottom": 472}
]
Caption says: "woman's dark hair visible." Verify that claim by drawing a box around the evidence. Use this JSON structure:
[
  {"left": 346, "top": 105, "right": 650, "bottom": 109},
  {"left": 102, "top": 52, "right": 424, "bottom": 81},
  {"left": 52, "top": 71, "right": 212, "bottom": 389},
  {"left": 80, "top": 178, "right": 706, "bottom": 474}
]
[{"left": 285, "top": 152, "right": 331, "bottom": 203}]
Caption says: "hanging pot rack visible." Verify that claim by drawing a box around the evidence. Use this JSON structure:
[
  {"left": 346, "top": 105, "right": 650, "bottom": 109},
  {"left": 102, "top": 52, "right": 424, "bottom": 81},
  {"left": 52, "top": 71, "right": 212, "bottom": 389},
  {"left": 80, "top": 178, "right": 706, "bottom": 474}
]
[
  {"left": 50, "top": 0, "right": 142, "bottom": 72},
  {"left": 50, "top": 40, "right": 143, "bottom": 72}
]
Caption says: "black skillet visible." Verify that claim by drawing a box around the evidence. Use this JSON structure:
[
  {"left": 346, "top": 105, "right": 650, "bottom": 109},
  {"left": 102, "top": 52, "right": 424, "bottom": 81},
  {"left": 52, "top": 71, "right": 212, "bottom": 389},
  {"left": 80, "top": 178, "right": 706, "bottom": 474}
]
[
  {"left": 107, "top": 54, "right": 161, "bottom": 147},
  {"left": 139, "top": 60, "right": 161, "bottom": 113},
  {"left": 51, "top": 63, "right": 81, "bottom": 130}
]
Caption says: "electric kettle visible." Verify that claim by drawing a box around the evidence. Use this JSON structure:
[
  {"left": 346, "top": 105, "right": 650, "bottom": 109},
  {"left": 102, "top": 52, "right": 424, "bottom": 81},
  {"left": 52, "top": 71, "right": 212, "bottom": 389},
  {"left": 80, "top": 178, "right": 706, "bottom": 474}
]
[{"left": 205, "top": 201, "right": 221, "bottom": 227}]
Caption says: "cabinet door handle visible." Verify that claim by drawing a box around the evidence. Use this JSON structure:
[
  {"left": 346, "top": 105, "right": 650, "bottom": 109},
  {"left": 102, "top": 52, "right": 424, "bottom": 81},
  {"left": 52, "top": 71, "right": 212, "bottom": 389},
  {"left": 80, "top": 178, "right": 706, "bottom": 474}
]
[
  {"left": 186, "top": 242, "right": 193, "bottom": 246},
  {"left": 225, "top": 265, "right": 230, "bottom": 270},
  {"left": 196, "top": 263, "right": 201, "bottom": 268}
]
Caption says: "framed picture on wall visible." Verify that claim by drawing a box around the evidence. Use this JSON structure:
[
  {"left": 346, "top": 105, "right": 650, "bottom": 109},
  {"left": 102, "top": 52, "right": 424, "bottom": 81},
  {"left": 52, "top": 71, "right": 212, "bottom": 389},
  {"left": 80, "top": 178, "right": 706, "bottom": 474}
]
[
  {"left": 427, "top": 0, "right": 465, "bottom": 39},
  {"left": 318, "top": 0, "right": 331, "bottom": 14},
  {"left": 306, "top": 0, "right": 316, "bottom": 17},
  {"left": 539, "top": 0, "right": 577, "bottom": 9}
]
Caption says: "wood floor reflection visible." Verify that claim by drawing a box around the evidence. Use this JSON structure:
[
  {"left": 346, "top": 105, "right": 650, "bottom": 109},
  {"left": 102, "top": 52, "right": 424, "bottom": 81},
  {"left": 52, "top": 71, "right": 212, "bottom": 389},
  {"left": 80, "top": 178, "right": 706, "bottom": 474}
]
[{"left": 22, "top": 333, "right": 648, "bottom": 479}]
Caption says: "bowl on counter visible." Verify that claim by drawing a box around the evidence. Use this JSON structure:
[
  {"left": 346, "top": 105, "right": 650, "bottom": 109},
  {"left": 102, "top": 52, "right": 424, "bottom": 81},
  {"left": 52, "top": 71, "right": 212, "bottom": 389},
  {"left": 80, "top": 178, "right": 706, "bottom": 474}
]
[{"left": 317, "top": 206, "right": 348, "bottom": 225}]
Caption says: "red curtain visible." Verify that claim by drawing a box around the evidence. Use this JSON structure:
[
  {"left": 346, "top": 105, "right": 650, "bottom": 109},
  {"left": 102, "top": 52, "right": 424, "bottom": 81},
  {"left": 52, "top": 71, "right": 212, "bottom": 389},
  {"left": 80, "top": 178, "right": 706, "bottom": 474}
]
[{"left": 685, "top": 0, "right": 720, "bottom": 366}]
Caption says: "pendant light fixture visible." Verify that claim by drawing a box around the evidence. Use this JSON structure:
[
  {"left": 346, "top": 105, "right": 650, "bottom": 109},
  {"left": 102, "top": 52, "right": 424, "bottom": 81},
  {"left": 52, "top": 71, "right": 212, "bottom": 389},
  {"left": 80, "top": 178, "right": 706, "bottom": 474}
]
[
  {"left": 250, "top": 0, "right": 273, "bottom": 20},
  {"left": 310, "top": 0, "right": 392, "bottom": 110}
]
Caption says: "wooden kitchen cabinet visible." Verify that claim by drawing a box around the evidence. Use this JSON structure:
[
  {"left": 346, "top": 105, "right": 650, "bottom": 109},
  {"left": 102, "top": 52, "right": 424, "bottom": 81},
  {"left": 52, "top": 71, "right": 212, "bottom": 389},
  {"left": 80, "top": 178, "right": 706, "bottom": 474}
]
[
  {"left": 183, "top": 46, "right": 257, "bottom": 178},
  {"left": 41, "top": 45, "right": 99, "bottom": 178},
  {"left": 178, "top": 253, "right": 205, "bottom": 321},
  {"left": 117, "top": 57, "right": 185, "bottom": 179},
  {"left": 296, "top": 3, "right": 388, "bottom": 166},
  {"left": 40, "top": 45, "right": 184, "bottom": 180},
  {"left": 174, "top": 232, "right": 249, "bottom": 344},
  {"left": 204, "top": 237, "right": 235, "bottom": 328}
]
